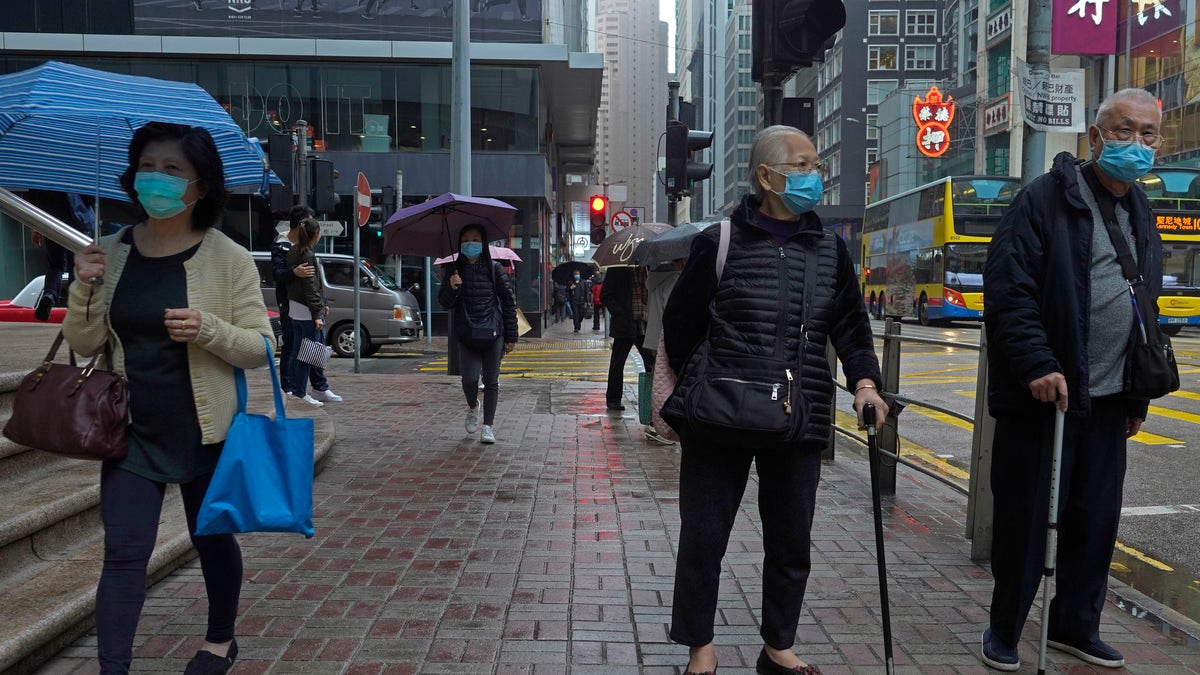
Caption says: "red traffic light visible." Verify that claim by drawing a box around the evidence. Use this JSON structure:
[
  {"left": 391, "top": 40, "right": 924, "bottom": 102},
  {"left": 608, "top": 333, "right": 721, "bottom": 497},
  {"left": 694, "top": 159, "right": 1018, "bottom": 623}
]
[{"left": 590, "top": 195, "right": 607, "bottom": 213}]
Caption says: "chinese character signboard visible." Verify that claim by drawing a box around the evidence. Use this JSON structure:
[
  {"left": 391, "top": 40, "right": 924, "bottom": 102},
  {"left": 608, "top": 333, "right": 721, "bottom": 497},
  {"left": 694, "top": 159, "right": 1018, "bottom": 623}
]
[
  {"left": 1051, "top": 0, "right": 1118, "bottom": 54},
  {"left": 1016, "top": 60, "right": 1086, "bottom": 133},
  {"left": 986, "top": 6, "right": 1013, "bottom": 46},
  {"left": 913, "top": 86, "right": 955, "bottom": 158},
  {"left": 1128, "top": 0, "right": 1184, "bottom": 58},
  {"left": 1156, "top": 214, "right": 1200, "bottom": 233},
  {"left": 983, "top": 94, "right": 1011, "bottom": 136}
]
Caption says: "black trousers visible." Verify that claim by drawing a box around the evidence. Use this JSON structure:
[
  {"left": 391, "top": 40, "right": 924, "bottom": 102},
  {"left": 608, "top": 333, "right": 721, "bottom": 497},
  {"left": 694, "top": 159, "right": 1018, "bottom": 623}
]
[
  {"left": 988, "top": 395, "right": 1128, "bottom": 647},
  {"left": 605, "top": 335, "right": 654, "bottom": 404},
  {"left": 670, "top": 442, "right": 822, "bottom": 648}
]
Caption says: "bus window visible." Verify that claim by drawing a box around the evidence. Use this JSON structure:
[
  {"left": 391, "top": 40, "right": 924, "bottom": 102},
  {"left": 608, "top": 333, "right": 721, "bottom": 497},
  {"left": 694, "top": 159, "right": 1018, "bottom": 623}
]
[
  {"left": 943, "top": 243, "right": 987, "bottom": 291},
  {"left": 1162, "top": 243, "right": 1199, "bottom": 289}
]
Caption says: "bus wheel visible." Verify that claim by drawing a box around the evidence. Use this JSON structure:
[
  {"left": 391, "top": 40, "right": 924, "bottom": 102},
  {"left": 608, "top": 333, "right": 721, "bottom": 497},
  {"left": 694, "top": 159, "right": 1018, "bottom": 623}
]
[
  {"left": 1163, "top": 324, "right": 1183, "bottom": 337},
  {"left": 869, "top": 295, "right": 877, "bottom": 318},
  {"left": 874, "top": 297, "right": 885, "bottom": 320},
  {"left": 918, "top": 295, "right": 931, "bottom": 326}
]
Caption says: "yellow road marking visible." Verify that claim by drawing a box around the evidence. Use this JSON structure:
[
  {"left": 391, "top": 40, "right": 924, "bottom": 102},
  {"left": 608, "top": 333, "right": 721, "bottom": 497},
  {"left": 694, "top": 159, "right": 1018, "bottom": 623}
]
[{"left": 1114, "top": 541, "right": 1175, "bottom": 572}]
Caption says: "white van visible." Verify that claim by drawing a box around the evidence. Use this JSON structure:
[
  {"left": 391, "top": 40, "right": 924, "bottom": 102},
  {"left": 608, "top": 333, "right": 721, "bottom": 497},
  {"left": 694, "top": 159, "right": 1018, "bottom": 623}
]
[{"left": 253, "top": 252, "right": 423, "bottom": 357}]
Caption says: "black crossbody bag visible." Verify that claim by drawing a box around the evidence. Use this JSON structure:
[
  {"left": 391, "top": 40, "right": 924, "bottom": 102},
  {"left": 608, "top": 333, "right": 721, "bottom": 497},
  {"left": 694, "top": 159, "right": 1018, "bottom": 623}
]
[
  {"left": 1081, "top": 164, "right": 1179, "bottom": 400},
  {"left": 661, "top": 232, "right": 827, "bottom": 450}
]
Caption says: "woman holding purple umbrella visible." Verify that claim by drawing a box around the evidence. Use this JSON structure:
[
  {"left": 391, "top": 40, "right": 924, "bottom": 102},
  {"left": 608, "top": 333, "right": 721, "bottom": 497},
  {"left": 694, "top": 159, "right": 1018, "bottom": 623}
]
[{"left": 438, "top": 224, "right": 518, "bottom": 444}]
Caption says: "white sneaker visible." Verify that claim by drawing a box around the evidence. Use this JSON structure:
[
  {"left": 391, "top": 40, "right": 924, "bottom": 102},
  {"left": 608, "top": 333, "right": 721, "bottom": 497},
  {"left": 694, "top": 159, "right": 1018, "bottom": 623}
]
[
  {"left": 465, "top": 407, "right": 479, "bottom": 433},
  {"left": 480, "top": 425, "right": 496, "bottom": 444},
  {"left": 313, "top": 389, "right": 343, "bottom": 402},
  {"left": 299, "top": 394, "right": 324, "bottom": 407}
]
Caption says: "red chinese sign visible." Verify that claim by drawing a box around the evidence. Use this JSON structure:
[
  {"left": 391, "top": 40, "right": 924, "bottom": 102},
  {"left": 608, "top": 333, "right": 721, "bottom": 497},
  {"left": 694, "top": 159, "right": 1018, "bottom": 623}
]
[{"left": 913, "top": 86, "right": 955, "bottom": 158}]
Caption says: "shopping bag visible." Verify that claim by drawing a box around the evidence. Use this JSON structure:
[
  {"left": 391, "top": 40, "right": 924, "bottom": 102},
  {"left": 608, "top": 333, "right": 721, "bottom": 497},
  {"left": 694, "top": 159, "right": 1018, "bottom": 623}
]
[
  {"left": 296, "top": 336, "right": 332, "bottom": 368},
  {"left": 515, "top": 308, "right": 532, "bottom": 337},
  {"left": 195, "top": 335, "right": 315, "bottom": 538}
]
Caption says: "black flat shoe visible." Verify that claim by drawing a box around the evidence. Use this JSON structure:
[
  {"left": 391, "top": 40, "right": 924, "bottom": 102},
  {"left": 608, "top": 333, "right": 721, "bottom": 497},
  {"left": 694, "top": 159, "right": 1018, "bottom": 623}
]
[
  {"left": 683, "top": 660, "right": 716, "bottom": 675},
  {"left": 184, "top": 639, "right": 238, "bottom": 675},
  {"left": 756, "top": 647, "right": 820, "bottom": 674},
  {"left": 606, "top": 401, "right": 625, "bottom": 411}
]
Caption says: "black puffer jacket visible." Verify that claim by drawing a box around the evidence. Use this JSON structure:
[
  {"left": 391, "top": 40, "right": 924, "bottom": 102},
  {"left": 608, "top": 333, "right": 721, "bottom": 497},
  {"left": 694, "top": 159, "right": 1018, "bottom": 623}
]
[
  {"left": 984, "top": 152, "right": 1160, "bottom": 421},
  {"left": 663, "top": 195, "right": 882, "bottom": 452},
  {"left": 438, "top": 257, "right": 519, "bottom": 344}
]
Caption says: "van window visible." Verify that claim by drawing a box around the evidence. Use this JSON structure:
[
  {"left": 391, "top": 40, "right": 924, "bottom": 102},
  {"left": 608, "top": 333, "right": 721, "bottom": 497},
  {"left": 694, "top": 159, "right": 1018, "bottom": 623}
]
[{"left": 323, "top": 260, "right": 358, "bottom": 287}]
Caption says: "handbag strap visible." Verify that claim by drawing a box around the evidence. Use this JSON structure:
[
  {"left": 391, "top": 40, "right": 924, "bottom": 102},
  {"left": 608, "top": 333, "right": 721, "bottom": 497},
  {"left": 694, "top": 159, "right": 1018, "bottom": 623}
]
[
  {"left": 46, "top": 330, "right": 107, "bottom": 371},
  {"left": 235, "top": 335, "right": 286, "bottom": 420},
  {"left": 797, "top": 233, "right": 823, "bottom": 371},
  {"left": 715, "top": 219, "right": 731, "bottom": 279},
  {"left": 1081, "top": 162, "right": 1140, "bottom": 284}
]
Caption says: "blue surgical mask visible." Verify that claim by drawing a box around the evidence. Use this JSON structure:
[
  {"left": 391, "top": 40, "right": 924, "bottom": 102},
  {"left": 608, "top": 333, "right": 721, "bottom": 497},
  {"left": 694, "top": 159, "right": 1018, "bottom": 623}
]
[
  {"left": 573, "top": 274, "right": 580, "bottom": 281},
  {"left": 1097, "top": 137, "right": 1156, "bottom": 183},
  {"left": 134, "top": 171, "right": 197, "bottom": 219},
  {"left": 460, "top": 241, "right": 484, "bottom": 259},
  {"left": 770, "top": 168, "right": 823, "bottom": 215}
]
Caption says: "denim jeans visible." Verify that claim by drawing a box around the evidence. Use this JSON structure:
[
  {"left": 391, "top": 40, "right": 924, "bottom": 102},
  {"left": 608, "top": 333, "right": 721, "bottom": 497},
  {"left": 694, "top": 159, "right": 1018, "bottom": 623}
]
[
  {"left": 289, "top": 319, "right": 328, "bottom": 398},
  {"left": 280, "top": 314, "right": 327, "bottom": 395}
]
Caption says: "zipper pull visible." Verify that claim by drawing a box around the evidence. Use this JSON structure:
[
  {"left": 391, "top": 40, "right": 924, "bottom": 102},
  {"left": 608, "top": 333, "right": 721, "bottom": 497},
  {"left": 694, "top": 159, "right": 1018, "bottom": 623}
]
[
  {"left": 779, "top": 247, "right": 786, "bottom": 259},
  {"left": 784, "top": 369, "right": 793, "bottom": 414},
  {"left": 771, "top": 383, "right": 780, "bottom": 401}
]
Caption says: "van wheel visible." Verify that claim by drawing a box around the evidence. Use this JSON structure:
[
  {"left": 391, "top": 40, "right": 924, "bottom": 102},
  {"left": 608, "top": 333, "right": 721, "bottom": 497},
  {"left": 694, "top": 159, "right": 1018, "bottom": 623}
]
[{"left": 331, "top": 323, "right": 371, "bottom": 358}]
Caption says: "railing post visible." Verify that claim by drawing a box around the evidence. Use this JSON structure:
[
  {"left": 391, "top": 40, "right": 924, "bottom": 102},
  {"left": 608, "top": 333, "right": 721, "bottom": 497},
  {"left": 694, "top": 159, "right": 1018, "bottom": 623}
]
[
  {"left": 824, "top": 341, "right": 837, "bottom": 460},
  {"left": 966, "top": 329, "right": 996, "bottom": 562},
  {"left": 878, "top": 319, "right": 901, "bottom": 495}
]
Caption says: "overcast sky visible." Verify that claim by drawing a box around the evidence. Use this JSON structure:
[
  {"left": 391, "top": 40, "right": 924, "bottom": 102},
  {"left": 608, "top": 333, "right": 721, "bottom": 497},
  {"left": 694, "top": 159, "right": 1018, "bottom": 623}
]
[{"left": 660, "top": 0, "right": 675, "bottom": 71}]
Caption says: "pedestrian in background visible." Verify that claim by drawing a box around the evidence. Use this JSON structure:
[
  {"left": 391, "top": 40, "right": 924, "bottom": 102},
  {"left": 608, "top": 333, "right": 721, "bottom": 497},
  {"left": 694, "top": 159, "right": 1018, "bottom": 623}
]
[
  {"left": 25, "top": 189, "right": 95, "bottom": 321},
  {"left": 980, "top": 88, "right": 1165, "bottom": 672},
  {"left": 272, "top": 205, "right": 340, "bottom": 404},
  {"left": 568, "top": 270, "right": 591, "bottom": 333},
  {"left": 662, "top": 125, "right": 885, "bottom": 674},
  {"left": 438, "top": 223, "right": 518, "bottom": 444},
  {"left": 591, "top": 270, "right": 605, "bottom": 331},
  {"left": 601, "top": 266, "right": 653, "bottom": 411},
  {"left": 65, "top": 121, "right": 275, "bottom": 674},
  {"left": 284, "top": 217, "right": 329, "bottom": 407}
]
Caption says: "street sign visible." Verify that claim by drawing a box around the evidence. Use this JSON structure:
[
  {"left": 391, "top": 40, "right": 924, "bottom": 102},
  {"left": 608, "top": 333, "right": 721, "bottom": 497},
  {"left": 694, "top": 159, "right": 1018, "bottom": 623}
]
[
  {"left": 355, "top": 171, "right": 371, "bottom": 227},
  {"left": 611, "top": 210, "right": 633, "bottom": 231},
  {"left": 318, "top": 220, "right": 345, "bottom": 237}
]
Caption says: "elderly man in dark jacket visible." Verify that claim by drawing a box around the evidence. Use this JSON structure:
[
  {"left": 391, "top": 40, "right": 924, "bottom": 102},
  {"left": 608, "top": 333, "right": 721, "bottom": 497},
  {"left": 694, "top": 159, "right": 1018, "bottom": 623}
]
[
  {"left": 980, "top": 89, "right": 1165, "bottom": 672},
  {"left": 661, "top": 125, "right": 887, "bottom": 674}
]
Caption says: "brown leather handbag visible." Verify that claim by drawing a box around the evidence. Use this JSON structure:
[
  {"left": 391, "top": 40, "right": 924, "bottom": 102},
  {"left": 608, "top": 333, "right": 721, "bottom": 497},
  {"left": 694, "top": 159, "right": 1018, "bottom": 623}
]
[{"left": 2, "top": 331, "right": 128, "bottom": 461}]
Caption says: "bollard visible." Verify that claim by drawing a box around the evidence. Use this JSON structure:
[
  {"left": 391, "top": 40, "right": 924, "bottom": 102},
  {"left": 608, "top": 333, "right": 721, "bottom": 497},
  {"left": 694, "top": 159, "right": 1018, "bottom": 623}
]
[
  {"left": 966, "top": 330, "right": 996, "bottom": 561},
  {"left": 877, "top": 319, "right": 902, "bottom": 495}
]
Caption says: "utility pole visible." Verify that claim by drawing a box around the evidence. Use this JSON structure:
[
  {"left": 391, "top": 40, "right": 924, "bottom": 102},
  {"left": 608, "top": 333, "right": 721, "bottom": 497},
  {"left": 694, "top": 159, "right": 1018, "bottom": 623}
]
[
  {"left": 1021, "top": 0, "right": 1050, "bottom": 185},
  {"left": 447, "top": 0, "right": 471, "bottom": 376},
  {"left": 295, "top": 119, "right": 308, "bottom": 207}
]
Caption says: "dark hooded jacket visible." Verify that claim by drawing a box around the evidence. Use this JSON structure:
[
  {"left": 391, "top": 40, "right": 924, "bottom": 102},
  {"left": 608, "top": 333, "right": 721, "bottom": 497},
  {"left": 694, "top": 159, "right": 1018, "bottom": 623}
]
[
  {"left": 662, "top": 194, "right": 882, "bottom": 452},
  {"left": 438, "top": 243, "right": 519, "bottom": 346},
  {"left": 983, "top": 151, "right": 1161, "bottom": 420}
]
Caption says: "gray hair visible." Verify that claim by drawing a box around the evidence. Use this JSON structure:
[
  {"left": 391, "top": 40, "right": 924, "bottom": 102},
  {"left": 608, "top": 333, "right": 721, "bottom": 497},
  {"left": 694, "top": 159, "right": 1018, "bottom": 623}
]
[
  {"left": 747, "top": 125, "right": 809, "bottom": 199},
  {"left": 1096, "top": 88, "right": 1161, "bottom": 126}
]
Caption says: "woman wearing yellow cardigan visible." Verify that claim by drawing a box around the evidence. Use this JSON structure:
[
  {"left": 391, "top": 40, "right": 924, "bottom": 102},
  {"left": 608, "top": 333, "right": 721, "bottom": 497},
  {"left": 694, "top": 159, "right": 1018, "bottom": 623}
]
[{"left": 64, "top": 122, "right": 274, "bottom": 675}]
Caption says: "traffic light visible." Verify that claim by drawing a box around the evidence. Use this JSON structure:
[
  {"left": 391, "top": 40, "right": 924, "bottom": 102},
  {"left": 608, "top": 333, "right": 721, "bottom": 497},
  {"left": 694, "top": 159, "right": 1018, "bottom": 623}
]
[
  {"left": 264, "top": 134, "right": 294, "bottom": 213},
  {"left": 310, "top": 159, "right": 336, "bottom": 214},
  {"left": 589, "top": 195, "right": 607, "bottom": 245},
  {"left": 665, "top": 122, "right": 715, "bottom": 199},
  {"left": 752, "top": 0, "right": 846, "bottom": 80}
]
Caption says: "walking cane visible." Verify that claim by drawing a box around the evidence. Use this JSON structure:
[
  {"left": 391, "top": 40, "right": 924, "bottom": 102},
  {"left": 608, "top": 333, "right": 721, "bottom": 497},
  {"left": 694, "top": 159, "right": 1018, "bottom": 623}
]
[
  {"left": 1037, "top": 406, "right": 1067, "bottom": 675},
  {"left": 863, "top": 403, "right": 895, "bottom": 675}
]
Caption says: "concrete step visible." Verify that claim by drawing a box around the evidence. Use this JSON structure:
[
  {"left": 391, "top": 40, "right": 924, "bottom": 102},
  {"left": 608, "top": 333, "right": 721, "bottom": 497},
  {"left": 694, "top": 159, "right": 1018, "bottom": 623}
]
[{"left": 0, "top": 366, "right": 334, "bottom": 674}]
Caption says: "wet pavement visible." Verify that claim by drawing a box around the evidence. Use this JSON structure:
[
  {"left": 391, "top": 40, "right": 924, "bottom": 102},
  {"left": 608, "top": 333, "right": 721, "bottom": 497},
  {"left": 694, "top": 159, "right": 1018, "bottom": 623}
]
[{"left": 13, "top": 318, "right": 1200, "bottom": 673}]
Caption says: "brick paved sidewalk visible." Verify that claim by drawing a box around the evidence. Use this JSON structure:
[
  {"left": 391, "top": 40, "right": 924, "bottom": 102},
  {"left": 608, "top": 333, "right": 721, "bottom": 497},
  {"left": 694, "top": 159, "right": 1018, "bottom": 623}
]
[{"left": 33, "top": 369, "right": 1200, "bottom": 674}]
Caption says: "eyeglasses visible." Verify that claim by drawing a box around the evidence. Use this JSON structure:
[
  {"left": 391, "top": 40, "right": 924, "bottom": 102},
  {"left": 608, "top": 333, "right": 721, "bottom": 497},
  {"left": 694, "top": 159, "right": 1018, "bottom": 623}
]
[
  {"left": 1097, "top": 125, "right": 1164, "bottom": 149},
  {"left": 770, "top": 160, "right": 828, "bottom": 179}
]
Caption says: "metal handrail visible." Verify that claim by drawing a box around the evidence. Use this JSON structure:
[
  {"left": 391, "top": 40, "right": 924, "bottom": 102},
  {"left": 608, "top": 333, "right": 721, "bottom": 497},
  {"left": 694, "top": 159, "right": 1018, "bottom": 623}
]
[
  {"left": 835, "top": 425, "right": 969, "bottom": 496},
  {"left": 0, "top": 186, "right": 91, "bottom": 253}
]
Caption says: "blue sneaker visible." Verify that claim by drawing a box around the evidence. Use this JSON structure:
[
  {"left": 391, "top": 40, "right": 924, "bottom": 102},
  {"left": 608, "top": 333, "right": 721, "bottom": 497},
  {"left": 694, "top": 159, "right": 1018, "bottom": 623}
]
[
  {"left": 981, "top": 628, "right": 1019, "bottom": 671},
  {"left": 1047, "top": 637, "right": 1124, "bottom": 668}
]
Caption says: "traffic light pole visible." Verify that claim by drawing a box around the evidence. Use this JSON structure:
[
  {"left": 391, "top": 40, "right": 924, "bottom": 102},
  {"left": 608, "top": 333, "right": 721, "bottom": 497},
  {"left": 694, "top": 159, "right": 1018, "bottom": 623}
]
[
  {"left": 295, "top": 119, "right": 308, "bottom": 207},
  {"left": 762, "top": 72, "right": 786, "bottom": 128},
  {"left": 667, "top": 81, "right": 680, "bottom": 228}
]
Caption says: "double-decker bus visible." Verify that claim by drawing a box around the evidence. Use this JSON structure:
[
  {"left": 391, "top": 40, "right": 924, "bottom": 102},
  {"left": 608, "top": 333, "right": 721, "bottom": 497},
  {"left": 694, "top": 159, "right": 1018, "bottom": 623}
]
[
  {"left": 1136, "top": 167, "right": 1200, "bottom": 335},
  {"left": 861, "top": 175, "right": 1022, "bottom": 325}
]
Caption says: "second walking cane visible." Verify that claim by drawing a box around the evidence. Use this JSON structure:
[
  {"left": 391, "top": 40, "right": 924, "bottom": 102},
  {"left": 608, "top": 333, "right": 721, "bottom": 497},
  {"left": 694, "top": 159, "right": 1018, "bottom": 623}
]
[
  {"left": 864, "top": 403, "right": 895, "bottom": 674},
  {"left": 1037, "top": 407, "right": 1067, "bottom": 675}
]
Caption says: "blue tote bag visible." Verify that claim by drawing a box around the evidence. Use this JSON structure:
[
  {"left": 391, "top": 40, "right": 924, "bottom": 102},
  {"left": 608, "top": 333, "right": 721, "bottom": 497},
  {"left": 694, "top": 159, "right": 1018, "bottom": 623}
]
[{"left": 195, "top": 335, "right": 315, "bottom": 538}]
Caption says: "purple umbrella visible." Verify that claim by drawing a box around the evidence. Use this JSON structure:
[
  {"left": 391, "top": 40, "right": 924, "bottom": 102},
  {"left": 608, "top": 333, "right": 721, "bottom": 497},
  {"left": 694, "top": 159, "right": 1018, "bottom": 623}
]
[{"left": 382, "top": 192, "right": 517, "bottom": 257}]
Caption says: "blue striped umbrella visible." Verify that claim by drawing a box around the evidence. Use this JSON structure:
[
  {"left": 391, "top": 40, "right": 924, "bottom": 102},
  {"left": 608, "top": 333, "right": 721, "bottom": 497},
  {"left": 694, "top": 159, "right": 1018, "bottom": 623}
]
[{"left": 0, "top": 61, "right": 278, "bottom": 202}]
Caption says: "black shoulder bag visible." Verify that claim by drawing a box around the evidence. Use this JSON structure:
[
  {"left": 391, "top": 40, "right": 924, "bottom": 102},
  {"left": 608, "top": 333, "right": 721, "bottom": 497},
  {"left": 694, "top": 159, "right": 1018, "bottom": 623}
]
[
  {"left": 454, "top": 261, "right": 503, "bottom": 351},
  {"left": 663, "top": 232, "right": 827, "bottom": 450},
  {"left": 1082, "top": 165, "right": 1179, "bottom": 400}
]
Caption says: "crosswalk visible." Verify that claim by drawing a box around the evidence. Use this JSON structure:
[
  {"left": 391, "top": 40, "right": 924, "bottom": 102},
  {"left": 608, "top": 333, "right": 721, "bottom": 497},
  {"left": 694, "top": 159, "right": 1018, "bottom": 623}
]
[{"left": 418, "top": 339, "right": 647, "bottom": 383}]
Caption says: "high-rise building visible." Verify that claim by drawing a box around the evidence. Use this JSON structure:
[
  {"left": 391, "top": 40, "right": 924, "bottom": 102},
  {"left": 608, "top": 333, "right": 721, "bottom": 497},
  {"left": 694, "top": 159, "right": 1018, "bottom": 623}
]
[
  {"left": 595, "top": 0, "right": 669, "bottom": 223},
  {"left": 675, "top": 0, "right": 727, "bottom": 221},
  {"left": 721, "top": 0, "right": 757, "bottom": 213}
]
